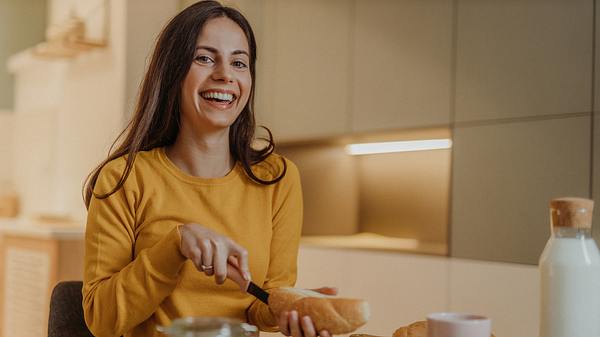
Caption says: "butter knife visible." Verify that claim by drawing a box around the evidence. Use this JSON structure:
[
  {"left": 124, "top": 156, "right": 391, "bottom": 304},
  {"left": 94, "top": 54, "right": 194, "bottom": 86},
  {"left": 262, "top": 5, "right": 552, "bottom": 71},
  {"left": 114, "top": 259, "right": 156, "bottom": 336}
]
[{"left": 227, "top": 262, "right": 269, "bottom": 304}]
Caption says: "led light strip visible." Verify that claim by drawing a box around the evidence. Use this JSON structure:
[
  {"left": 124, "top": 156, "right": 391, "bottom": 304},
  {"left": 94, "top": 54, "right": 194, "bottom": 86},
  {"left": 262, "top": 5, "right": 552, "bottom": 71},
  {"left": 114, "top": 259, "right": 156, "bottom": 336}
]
[{"left": 345, "top": 139, "right": 452, "bottom": 155}]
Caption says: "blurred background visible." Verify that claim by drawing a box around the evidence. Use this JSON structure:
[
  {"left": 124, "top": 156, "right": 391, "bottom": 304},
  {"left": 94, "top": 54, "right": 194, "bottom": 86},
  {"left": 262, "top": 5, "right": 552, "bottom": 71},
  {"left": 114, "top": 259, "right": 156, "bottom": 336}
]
[{"left": 0, "top": 0, "right": 598, "bottom": 337}]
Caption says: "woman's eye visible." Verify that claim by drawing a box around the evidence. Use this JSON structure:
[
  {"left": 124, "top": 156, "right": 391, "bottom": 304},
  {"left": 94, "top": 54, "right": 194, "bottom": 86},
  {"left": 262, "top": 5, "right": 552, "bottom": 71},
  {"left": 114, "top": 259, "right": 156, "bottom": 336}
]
[
  {"left": 195, "top": 55, "right": 213, "bottom": 64},
  {"left": 232, "top": 61, "right": 248, "bottom": 69}
]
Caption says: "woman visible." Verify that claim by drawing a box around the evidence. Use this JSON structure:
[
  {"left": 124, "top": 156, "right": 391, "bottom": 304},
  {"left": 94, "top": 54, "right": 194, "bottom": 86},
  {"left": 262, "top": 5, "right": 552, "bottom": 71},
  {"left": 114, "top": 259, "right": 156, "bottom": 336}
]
[{"left": 82, "top": 1, "right": 335, "bottom": 337}]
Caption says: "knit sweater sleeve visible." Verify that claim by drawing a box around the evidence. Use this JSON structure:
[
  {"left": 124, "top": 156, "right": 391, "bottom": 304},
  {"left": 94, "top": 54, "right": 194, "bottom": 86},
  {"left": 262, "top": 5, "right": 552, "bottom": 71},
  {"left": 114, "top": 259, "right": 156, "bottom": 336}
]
[
  {"left": 246, "top": 159, "right": 303, "bottom": 331},
  {"left": 82, "top": 159, "right": 188, "bottom": 337}
]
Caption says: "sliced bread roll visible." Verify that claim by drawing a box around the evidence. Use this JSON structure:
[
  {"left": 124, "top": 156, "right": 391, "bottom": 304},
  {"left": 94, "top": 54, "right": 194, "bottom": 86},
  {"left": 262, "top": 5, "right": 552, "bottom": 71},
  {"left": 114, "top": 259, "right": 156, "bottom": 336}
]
[{"left": 269, "top": 287, "right": 370, "bottom": 334}]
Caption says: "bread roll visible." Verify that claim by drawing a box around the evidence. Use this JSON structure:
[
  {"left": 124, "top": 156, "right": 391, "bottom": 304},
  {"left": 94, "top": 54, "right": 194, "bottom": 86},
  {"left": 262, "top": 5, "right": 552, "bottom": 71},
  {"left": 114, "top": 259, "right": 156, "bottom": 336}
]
[
  {"left": 269, "top": 287, "right": 370, "bottom": 334},
  {"left": 392, "top": 321, "right": 495, "bottom": 337}
]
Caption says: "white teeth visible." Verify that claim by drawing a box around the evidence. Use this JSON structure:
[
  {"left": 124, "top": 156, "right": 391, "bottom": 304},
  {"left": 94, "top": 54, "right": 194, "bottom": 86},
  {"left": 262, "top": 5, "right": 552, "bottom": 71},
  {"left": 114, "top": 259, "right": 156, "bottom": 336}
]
[{"left": 202, "top": 91, "right": 234, "bottom": 102}]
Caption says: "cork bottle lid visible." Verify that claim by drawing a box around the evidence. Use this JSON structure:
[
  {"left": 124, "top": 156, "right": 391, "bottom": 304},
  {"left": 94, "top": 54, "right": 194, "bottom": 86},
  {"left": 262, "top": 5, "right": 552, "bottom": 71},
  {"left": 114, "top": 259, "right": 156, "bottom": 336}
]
[{"left": 549, "top": 197, "right": 594, "bottom": 228}]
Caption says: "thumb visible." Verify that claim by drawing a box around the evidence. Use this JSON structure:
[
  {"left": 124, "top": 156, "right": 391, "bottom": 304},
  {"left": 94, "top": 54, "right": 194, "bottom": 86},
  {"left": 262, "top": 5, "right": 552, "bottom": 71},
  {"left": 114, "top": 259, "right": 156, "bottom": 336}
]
[{"left": 227, "top": 263, "right": 250, "bottom": 292}]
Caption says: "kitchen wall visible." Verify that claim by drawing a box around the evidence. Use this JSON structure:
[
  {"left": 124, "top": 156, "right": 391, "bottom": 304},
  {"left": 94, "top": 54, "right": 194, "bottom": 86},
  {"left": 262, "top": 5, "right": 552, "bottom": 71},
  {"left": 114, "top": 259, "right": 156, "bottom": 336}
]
[
  {"left": 278, "top": 144, "right": 360, "bottom": 236},
  {"left": 0, "top": 113, "right": 13, "bottom": 184},
  {"left": 295, "top": 246, "right": 539, "bottom": 337},
  {"left": 0, "top": 0, "right": 46, "bottom": 110},
  {"left": 358, "top": 148, "right": 450, "bottom": 243},
  {"left": 279, "top": 140, "right": 451, "bottom": 246},
  {"left": 0, "top": 0, "right": 46, "bottom": 185},
  {"left": 6, "top": 0, "right": 179, "bottom": 221},
  {"left": 233, "top": 0, "right": 597, "bottom": 265}
]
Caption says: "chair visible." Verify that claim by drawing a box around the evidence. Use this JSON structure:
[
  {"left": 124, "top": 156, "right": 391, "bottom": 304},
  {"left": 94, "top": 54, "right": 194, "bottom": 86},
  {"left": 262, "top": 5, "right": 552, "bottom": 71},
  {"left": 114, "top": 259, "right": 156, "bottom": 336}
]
[{"left": 48, "top": 281, "right": 94, "bottom": 337}]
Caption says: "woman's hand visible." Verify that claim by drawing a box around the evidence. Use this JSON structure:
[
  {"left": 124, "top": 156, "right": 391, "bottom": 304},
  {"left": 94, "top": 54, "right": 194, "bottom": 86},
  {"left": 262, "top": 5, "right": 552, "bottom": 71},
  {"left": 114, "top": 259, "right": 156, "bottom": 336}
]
[
  {"left": 278, "top": 287, "right": 339, "bottom": 337},
  {"left": 179, "top": 223, "right": 251, "bottom": 289}
]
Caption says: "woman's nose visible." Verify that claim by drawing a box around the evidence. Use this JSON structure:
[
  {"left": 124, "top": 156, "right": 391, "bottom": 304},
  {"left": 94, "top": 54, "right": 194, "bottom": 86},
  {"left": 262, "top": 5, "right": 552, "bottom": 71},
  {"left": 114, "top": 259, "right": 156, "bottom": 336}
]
[{"left": 212, "top": 63, "right": 234, "bottom": 83}]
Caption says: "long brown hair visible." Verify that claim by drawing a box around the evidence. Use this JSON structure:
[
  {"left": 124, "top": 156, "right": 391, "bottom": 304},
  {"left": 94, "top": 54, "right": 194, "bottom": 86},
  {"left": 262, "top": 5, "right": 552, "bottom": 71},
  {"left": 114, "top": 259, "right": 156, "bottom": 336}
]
[{"left": 83, "top": 0, "right": 285, "bottom": 208}]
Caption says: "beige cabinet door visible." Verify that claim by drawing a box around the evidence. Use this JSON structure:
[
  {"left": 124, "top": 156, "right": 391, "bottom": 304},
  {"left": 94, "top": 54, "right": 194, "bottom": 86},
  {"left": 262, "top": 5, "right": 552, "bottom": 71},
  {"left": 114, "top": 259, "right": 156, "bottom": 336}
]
[
  {"left": 455, "top": 0, "right": 593, "bottom": 123},
  {"left": 297, "top": 246, "right": 449, "bottom": 335},
  {"left": 352, "top": 0, "right": 453, "bottom": 132},
  {"left": 252, "top": 0, "right": 353, "bottom": 142},
  {"left": 448, "top": 259, "right": 538, "bottom": 337},
  {"left": 450, "top": 116, "right": 591, "bottom": 265}
]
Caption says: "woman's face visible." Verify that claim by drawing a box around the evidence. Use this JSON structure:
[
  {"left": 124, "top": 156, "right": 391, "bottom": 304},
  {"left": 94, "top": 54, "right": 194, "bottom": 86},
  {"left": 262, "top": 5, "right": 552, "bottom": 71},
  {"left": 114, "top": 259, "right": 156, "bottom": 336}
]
[{"left": 180, "top": 16, "right": 252, "bottom": 133}]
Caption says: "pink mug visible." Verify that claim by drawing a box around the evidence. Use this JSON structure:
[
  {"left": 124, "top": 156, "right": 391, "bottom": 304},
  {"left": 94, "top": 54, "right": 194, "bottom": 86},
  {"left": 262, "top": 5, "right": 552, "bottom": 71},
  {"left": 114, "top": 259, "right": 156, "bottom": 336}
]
[{"left": 427, "top": 313, "right": 491, "bottom": 337}]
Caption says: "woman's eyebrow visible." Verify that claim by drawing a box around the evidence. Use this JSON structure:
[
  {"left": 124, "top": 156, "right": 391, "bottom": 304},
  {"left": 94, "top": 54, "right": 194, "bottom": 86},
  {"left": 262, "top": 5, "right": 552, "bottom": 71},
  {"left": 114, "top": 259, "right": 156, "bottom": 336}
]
[
  {"left": 196, "top": 45, "right": 249, "bottom": 57},
  {"left": 196, "top": 45, "right": 217, "bottom": 53},
  {"left": 232, "top": 50, "right": 249, "bottom": 57}
]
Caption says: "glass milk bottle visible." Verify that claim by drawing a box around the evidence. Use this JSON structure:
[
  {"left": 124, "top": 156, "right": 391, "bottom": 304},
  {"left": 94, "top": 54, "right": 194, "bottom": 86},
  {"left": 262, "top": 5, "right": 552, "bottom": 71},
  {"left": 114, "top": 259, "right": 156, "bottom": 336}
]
[{"left": 539, "top": 197, "right": 600, "bottom": 337}]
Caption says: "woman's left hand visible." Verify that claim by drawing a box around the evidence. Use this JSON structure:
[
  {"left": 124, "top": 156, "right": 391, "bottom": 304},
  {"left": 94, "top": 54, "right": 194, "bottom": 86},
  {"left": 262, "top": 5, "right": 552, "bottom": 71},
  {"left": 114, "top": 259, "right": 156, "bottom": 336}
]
[{"left": 277, "top": 287, "right": 338, "bottom": 337}]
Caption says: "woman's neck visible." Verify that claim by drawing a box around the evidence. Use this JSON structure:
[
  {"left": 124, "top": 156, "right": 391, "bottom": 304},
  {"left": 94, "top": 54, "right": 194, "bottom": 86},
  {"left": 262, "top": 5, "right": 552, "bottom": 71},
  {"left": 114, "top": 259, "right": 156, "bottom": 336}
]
[{"left": 165, "top": 126, "right": 235, "bottom": 179}]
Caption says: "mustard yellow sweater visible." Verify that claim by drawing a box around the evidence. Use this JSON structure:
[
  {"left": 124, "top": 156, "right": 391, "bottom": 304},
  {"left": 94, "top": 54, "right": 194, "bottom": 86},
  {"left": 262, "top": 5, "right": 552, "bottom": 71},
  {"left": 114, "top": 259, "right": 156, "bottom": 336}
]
[{"left": 82, "top": 147, "right": 302, "bottom": 337}]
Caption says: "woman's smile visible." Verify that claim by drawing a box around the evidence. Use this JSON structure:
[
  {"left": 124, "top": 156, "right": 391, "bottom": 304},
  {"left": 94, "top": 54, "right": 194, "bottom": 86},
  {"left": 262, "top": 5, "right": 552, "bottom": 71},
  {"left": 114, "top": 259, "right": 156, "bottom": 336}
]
[{"left": 199, "top": 88, "right": 238, "bottom": 110}]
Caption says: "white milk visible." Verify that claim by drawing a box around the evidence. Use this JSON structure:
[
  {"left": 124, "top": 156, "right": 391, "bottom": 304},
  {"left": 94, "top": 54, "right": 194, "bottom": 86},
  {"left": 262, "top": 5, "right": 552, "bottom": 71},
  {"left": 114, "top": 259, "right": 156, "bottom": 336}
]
[{"left": 539, "top": 237, "right": 600, "bottom": 337}]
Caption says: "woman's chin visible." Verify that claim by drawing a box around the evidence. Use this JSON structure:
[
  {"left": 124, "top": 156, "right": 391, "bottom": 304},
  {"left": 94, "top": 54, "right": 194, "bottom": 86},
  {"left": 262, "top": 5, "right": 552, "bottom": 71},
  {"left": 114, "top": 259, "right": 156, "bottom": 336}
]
[{"left": 203, "top": 118, "right": 237, "bottom": 131}]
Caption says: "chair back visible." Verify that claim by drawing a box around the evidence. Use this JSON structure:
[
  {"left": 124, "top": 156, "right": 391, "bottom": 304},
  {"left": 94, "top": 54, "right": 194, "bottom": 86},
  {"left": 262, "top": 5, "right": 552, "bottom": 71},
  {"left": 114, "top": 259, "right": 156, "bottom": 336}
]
[{"left": 48, "top": 281, "right": 94, "bottom": 337}]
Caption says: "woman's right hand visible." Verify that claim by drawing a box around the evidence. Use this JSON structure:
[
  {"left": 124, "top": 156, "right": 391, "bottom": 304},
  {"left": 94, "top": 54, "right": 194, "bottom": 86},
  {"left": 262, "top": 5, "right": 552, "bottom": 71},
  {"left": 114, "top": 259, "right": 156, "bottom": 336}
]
[
  {"left": 278, "top": 287, "right": 338, "bottom": 337},
  {"left": 178, "top": 223, "right": 251, "bottom": 289}
]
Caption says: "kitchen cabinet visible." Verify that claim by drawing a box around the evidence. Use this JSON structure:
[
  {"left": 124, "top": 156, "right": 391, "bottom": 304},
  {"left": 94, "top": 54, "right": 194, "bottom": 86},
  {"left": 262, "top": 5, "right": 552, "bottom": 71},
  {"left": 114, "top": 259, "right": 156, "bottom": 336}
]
[
  {"left": 455, "top": 0, "right": 592, "bottom": 123},
  {"left": 0, "top": 221, "right": 85, "bottom": 337},
  {"left": 448, "top": 259, "right": 538, "bottom": 337},
  {"left": 230, "top": 0, "right": 454, "bottom": 140},
  {"left": 252, "top": 0, "right": 353, "bottom": 142},
  {"left": 297, "top": 246, "right": 448, "bottom": 336},
  {"left": 296, "top": 245, "right": 538, "bottom": 337},
  {"left": 450, "top": 116, "right": 591, "bottom": 265},
  {"left": 351, "top": 0, "right": 452, "bottom": 132}
]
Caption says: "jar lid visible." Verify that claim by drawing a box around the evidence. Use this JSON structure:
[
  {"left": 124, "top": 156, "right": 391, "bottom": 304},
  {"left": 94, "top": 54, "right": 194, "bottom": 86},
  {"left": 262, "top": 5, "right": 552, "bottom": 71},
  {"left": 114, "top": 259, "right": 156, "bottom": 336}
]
[{"left": 549, "top": 197, "right": 594, "bottom": 228}]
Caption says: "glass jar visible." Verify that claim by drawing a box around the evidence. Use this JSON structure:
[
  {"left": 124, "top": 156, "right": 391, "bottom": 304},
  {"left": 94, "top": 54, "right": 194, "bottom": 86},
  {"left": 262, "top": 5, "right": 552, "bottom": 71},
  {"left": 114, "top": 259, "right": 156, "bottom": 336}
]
[{"left": 157, "top": 317, "right": 258, "bottom": 337}]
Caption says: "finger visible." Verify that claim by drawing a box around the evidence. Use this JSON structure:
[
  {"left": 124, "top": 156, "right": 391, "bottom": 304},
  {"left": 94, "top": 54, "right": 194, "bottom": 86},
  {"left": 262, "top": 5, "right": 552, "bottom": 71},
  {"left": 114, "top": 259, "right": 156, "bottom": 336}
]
[
  {"left": 190, "top": 247, "right": 203, "bottom": 272},
  {"left": 289, "top": 310, "right": 302, "bottom": 337},
  {"left": 226, "top": 263, "right": 249, "bottom": 291},
  {"left": 228, "top": 255, "right": 251, "bottom": 284},
  {"left": 213, "top": 240, "right": 228, "bottom": 284},
  {"left": 319, "top": 330, "right": 331, "bottom": 337},
  {"left": 199, "top": 238, "right": 214, "bottom": 276},
  {"left": 228, "top": 255, "right": 240, "bottom": 268},
  {"left": 301, "top": 315, "right": 316, "bottom": 337},
  {"left": 279, "top": 311, "right": 291, "bottom": 336},
  {"left": 179, "top": 233, "right": 196, "bottom": 259},
  {"left": 230, "top": 242, "right": 251, "bottom": 281}
]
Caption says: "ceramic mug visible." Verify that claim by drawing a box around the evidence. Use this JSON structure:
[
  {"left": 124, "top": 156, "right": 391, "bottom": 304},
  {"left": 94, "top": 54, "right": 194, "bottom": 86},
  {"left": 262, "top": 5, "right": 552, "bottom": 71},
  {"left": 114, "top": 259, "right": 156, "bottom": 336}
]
[{"left": 427, "top": 312, "right": 491, "bottom": 337}]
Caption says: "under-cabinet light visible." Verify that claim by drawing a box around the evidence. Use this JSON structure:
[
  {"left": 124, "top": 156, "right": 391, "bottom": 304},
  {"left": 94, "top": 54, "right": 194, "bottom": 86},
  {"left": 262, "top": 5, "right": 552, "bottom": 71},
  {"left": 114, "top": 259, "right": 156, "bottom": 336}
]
[{"left": 345, "top": 139, "right": 452, "bottom": 155}]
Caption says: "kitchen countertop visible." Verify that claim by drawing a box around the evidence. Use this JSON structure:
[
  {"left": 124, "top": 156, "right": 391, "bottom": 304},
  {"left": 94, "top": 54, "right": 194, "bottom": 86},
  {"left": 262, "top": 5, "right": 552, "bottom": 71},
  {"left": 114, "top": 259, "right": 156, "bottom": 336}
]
[
  {"left": 0, "top": 217, "right": 85, "bottom": 239},
  {"left": 300, "top": 232, "right": 447, "bottom": 256},
  {"left": 0, "top": 219, "right": 448, "bottom": 255}
]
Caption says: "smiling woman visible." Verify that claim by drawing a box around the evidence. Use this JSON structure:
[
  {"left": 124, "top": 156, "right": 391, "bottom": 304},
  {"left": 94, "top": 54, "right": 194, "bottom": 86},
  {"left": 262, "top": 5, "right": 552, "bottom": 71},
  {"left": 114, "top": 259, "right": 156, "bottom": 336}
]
[
  {"left": 181, "top": 17, "right": 252, "bottom": 133},
  {"left": 80, "top": 2, "right": 333, "bottom": 337}
]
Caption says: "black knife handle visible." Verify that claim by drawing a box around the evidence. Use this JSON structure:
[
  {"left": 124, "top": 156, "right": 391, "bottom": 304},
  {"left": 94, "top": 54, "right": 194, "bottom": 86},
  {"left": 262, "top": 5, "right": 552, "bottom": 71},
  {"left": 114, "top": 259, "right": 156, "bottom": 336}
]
[{"left": 247, "top": 282, "right": 269, "bottom": 305}]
